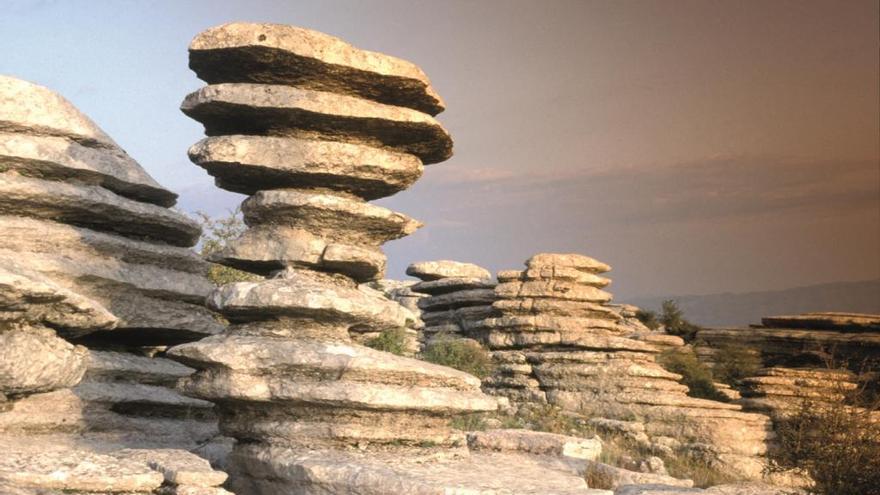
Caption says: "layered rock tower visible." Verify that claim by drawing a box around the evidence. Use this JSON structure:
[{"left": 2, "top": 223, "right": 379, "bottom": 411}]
[
  {"left": 168, "top": 23, "right": 502, "bottom": 492},
  {"left": 472, "top": 253, "right": 776, "bottom": 480},
  {"left": 0, "top": 76, "right": 227, "bottom": 492},
  {"left": 407, "top": 260, "right": 496, "bottom": 345}
]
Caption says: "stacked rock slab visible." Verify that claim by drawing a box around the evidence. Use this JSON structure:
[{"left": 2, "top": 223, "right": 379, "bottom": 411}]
[
  {"left": 472, "top": 253, "right": 776, "bottom": 480},
  {"left": 0, "top": 77, "right": 226, "bottom": 490},
  {"left": 407, "top": 260, "right": 496, "bottom": 345}
]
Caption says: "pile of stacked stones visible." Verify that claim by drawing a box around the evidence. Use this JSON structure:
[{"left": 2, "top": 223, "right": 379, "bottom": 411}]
[
  {"left": 471, "top": 253, "right": 776, "bottom": 480},
  {"left": 0, "top": 76, "right": 227, "bottom": 492},
  {"left": 167, "top": 23, "right": 617, "bottom": 494},
  {"left": 407, "top": 260, "right": 496, "bottom": 345},
  {"left": 697, "top": 312, "right": 880, "bottom": 420}
]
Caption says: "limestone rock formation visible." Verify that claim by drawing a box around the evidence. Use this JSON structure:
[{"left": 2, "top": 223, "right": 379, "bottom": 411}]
[
  {"left": 408, "top": 260, "right": 497, "bottom": 345},
  {"left": 169, "top": 23, "right": 629, "bottom": 494},
  {"left": 470, "top": 253, "right": 776, "bottom": 481},
  {"left": 0, "top": 76, "right": 227, "bottom": 491}
]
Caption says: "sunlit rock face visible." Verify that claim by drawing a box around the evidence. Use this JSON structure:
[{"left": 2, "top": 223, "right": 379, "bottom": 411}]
[
  {"left": 468, "top": 252, "right": 777, "bottom": 482},
  {"left": 166, "top": 22, "right": 642, "bottom": 495},
  {"left": 0, "top": 76, "right": 228, "bottom": 492}
]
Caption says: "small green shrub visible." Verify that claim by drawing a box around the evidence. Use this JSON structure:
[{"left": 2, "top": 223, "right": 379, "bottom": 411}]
[
  {"left": 449, "top": 413, "right": 488, "bottom": 431},
  {"left": 658, "top": 349, "right": 729, "bottom": 402},
  {"left": 770, "top": 366, "right": 880, "bottom": 495},
  {"left": 635, "top": 309, "right": 661, "bottom": 330},
  {"left": 660, "top": 300, "right": 702, "bottom": 341},
  {"left": 421, "top": 337, "right": 493, "bottom": 378},
  {"left": 194, "top": 209, "right": 262, "bottom": 286},
  {"left": 711, "top": 343, "right": 762, "bottom": 385},
  {"left": 364, "top": 327, "right": 409, "bottom": 356}
]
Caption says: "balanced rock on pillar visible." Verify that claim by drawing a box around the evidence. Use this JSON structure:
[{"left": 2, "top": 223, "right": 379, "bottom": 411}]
[{"left": 169, "top": 23, "right": 617, "bottom": 494}]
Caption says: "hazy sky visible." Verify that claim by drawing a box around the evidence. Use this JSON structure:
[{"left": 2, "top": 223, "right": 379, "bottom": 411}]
[{"left": 2, "top": 0, "right": 878, "bottom": 300}]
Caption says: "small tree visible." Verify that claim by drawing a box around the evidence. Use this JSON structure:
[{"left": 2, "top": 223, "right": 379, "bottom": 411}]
[
  {"left": 635, "top": 308, "right": 660, "bottom": 330},
  {"left": 194, "top": 209, "right": 260, "bottom": 286},
  {"left": 658, "top": 349, "right": 729, "bottom": 402},
  {"left": 660, "top": 300, "right": 701, "bottom": 341}
]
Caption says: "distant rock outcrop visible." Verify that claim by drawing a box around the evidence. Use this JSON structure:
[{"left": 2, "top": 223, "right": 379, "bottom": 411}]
[
  {"left": 468, "top": 253, "right": 776, "bottom": 481},
  {"left": 408, "top": 259, "right": 497, "bottom": 345},
  {"left": 0, "top": 76, "right": 227, "bottom": 493}
]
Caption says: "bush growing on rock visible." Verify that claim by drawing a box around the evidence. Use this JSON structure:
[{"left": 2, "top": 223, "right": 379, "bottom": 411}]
[
  {"left": 635, "top": 309, "right": 661, "bottom": 330},
  {"left": 658, "top": 349, "right": 729, "bottom": 402},
  {"left": 194, "top": 209, "right": 261, "bottom": 286},
  {"left": 660, "top": 300, "right": 702, "bottom": 341},
  {"left": 421, "top": 337, "right": 494, "bottom": 378},
  {"left": 364, "top": 327, "right": 409, "bottom": 356},
  {"left": 769, "top": 365, "right": 880, "bottom": 495},
  {"left": 711, "top": 343, "right": 762, "bottom": 385}
]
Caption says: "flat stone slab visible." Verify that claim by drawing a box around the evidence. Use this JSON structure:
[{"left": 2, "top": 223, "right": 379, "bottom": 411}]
[
  {"left": 418, "top": 288, "right": 496, "bottom": 311},
  {"left": 0, "top": 215, "right": 208, "bottom": 275},
  {"left": 114, "top": 449, "right": 227, "bottom": 487},
  {"left": 495, "top": 280, "right": 613, "bottom": 302},
  {"left": 406, "top": 260, "right": 492, "bottom": 281},
  {"left": 0, "top": 132, "right": 175, "bottom": 207},
  {"left": 242, "top": 189, "right": 421, "bottom": 245},
  {"left": 498, "top": 267, "right": 611, "bottom": 287},
  {"left": 207, "top": 269, "right": 413, "bottom": 328},
  {"left": 189, "top": 22, "right": 445, "bottom": 115},
  {"left": 212, "top": 224, "right": 385, "bottom": 282},
  {"left": 468, "top": 429, "right": 602, "bottom": 461},
  {"left": 410, "top": 276, "right": 495, "bottom": 295},
  {"left": 85, "top": 351, "right": 195, "bottom": 387},
  {"left": 585, "top": 460, "right": 693, "bottom": 490},
  {"left": 0, "top": 449, "right": 164, "bottom": 492},
  {"left": 189, "top": 135, "right": 422, "bottom": 199},
  {"left": 0, "top": 173, "right": 200, "bottom": 247},
  {"left": 231, "top": 445, "right": 611, "bottom": 494},
  {"left": 0, "top": 261, "right": 116, "bottom": 334},
  {"left": 0, "top": 76, "right": 176, "bottom": 206},
  {"left": 181, "top": 83, "right": 453, "bottom": 164},
  {"left": 494, "top": 298, "right": 620, "bottom": 319},
  {"left": 526, "top": 253, "right": 612, "bottom": 274},
  {"left": 0, "top": 324, "right": 88, "bottom": 396},
  {"left": 70, "top": 282, "right": 224, "bottom": 344},
  {"left": 761, "top": 312, "right": 880, "bottom": 331}
]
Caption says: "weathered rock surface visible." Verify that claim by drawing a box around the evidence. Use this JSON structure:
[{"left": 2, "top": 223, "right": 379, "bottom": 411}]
[
  {"left": 189, "top": 135, "right": 422, "bottom": 198},
  {"left": 188, "top": 22, "right": 445, "bottom": 115},
  {"left": 181, "top": 83, "right": 452, "bottom": 164},
  {"left": 467, "top": 253, "right": 775, "bottom": 481},
  {"left": 468, "top": 429, "right": 602, "bottom": 460},
  {"left": 407, "top": 260, "right": 492, "bottom": 281},
  {"left": 169, "top": 23, "right": 620, "bottom": 494},
  {"left": 0, "top": 75, "right": 227, "bottom": 493},
  {"left": 0, "top": 324, "right": 88, "bottom": 396}
]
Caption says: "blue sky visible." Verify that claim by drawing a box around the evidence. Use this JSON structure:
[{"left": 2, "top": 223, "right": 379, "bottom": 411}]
[{"left": 2, "top": 0, "right": 878, "bottom": 300}]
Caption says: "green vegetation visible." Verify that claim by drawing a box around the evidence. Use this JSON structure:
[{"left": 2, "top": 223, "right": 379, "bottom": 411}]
[
  {"left": 710, "top": 343, "right": 762, "bottom": 385},
  {"left": 635, "top": 308, "right": 661, "bottom": 330},
  {"left": 194, "top": 209, "right": 261, "bottom": 286},
  {"left": 364, "top": 328, "right": 409, "bottom": 356},
  {"left": 420, "top": 337, "right": 494, "bottom": 378},
  {"left": 658, "top": 349, "right": 729, "bottom": 402},
  {"left": 659, "top": 300, "right": 702, "bottom": 341},
  {"left": 770, "top": 367, "right": 880, "bottom": 495}
]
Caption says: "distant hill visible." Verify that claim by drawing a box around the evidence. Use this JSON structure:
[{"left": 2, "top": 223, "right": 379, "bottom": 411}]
[{"left": 628, "top": 279, "right": 880, "bottom": 327}]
